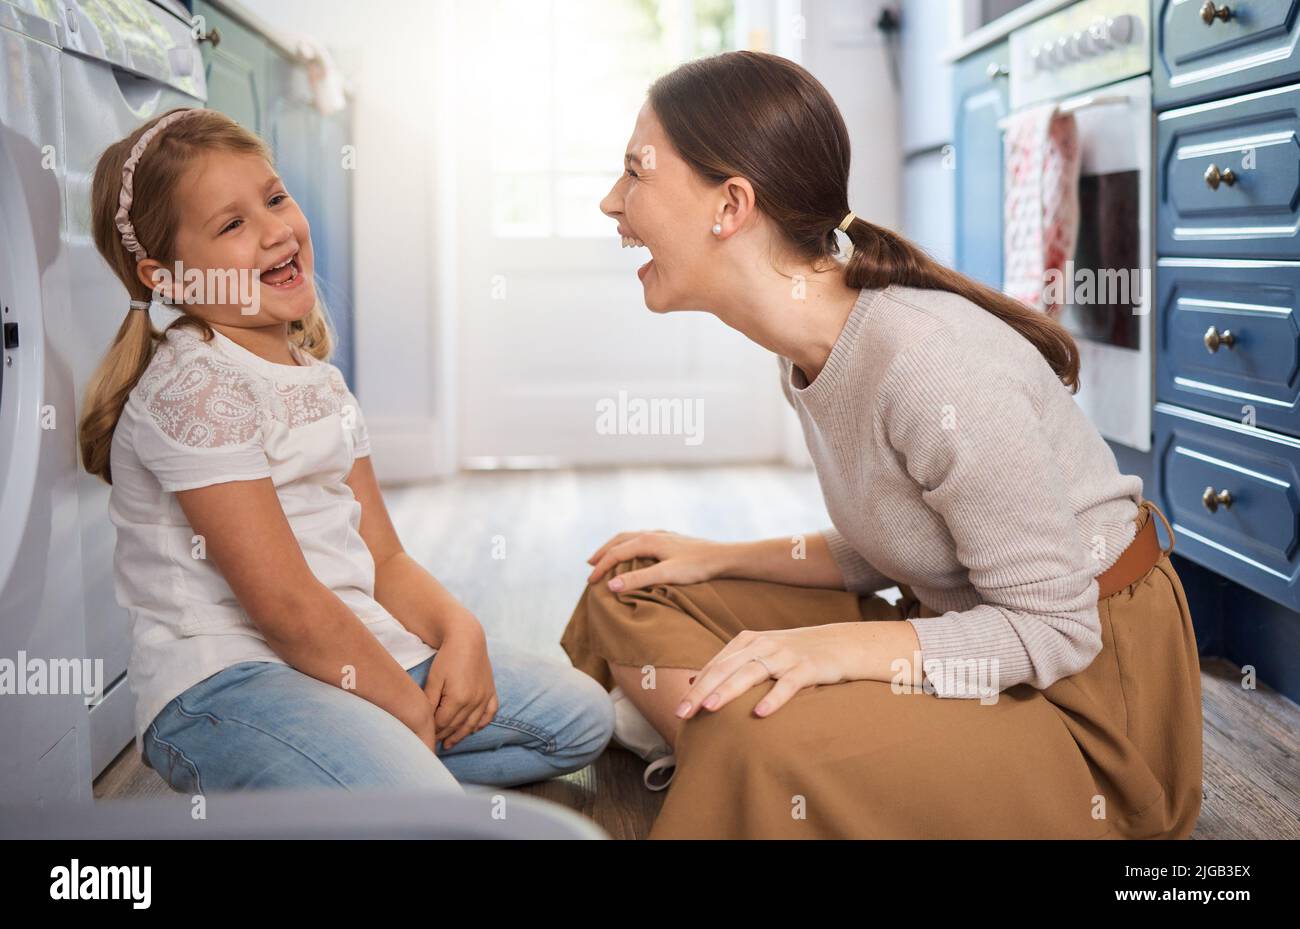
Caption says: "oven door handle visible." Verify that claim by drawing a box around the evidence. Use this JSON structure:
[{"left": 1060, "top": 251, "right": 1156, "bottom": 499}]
[{"left": 996, "top": 93, "right": 1133, "bottom": 130}]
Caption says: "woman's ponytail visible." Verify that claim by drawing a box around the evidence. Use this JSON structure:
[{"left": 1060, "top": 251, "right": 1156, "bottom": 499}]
[
  {"left": 650, "top": 50, "right": 1082, "bottom": 393},
  {"left": 838, "top": 216, "right": 1081, "bottom": 392}
]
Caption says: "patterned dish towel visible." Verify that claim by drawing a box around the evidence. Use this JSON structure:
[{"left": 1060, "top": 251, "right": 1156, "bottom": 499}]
[{"left": 1002, "top": 103, "right": 1081, "bottom": 317}]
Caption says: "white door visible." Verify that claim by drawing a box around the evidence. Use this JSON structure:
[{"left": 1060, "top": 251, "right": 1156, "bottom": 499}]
[{"left": 449, "top": 0, "right": 800, "bottom": 467}]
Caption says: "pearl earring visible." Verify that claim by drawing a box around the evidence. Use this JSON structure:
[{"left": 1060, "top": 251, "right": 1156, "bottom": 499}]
[{"left": 711, "top": 223, "right": 722, "bottom": 236}]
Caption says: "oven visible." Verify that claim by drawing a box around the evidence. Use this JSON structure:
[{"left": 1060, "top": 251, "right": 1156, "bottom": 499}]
[{"left": 1005, "top": 0, "right": 1154, "bottom": 451}]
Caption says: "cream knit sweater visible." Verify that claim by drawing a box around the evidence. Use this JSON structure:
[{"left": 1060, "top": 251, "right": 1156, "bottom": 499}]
[{"left": 780, "top": 284, "right": 1144, "bottom": 698}]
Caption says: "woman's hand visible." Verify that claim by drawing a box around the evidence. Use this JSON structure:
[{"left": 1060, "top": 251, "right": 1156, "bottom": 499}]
[
  {"left": 423, "top": 615, "right": 498, "bottom": 750},
  {"left": 676, "top": 625, "right": 870, "bottom": 719},
  {"left": 586, "top": 529, "right": 730, "bottom": 591}
]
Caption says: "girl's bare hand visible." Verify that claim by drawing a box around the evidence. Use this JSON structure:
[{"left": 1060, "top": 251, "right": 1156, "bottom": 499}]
[
  {"left": 424, "top": 621, "right": 497, "bottom": 750},
  {"left": 586, "top": 529, "right": 729, "bottom": 592}
]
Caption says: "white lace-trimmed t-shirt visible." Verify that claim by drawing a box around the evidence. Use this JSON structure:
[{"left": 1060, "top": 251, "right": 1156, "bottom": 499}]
[{"left": 108, "top": 323, "right": 435, "bottom": 755}]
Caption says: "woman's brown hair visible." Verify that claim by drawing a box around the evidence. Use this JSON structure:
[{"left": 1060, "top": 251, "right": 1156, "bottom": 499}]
[
  {"left": 648, "top": 50, "right": 1080, "bottom": 391},
  {"left": 78, "top": 107, "right": 335, "bottom": 485}
]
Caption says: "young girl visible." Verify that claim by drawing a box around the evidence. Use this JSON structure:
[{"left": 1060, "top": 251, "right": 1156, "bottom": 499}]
[{"left": 78, "top": 107, "right": 613, "bottom": 794}]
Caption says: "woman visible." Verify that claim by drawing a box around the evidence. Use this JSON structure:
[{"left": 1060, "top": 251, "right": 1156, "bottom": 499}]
[{"left": 560, "top": 51, "right": 1203, "bottom": 839}]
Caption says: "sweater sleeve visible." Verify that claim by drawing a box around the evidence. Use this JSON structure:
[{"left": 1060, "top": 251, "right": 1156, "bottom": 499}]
[{"left": 877, "top": 331, "right": 1104, "bottom": 698}]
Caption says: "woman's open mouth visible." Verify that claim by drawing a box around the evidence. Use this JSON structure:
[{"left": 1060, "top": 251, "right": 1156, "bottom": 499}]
[
  {"left": 621, "top": 234, "right": 653, "bottom": 282},
  {"left": 261, "top": 252, "right": 303, "bottom": 290}
]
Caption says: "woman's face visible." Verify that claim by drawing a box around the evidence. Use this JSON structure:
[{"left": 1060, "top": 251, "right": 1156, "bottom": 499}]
[
  {"left": 600, "top": 101, "right": 718, "bottom": 312},
  {"left": 144, "top": 150, "right": 317, "bottom": 326}
]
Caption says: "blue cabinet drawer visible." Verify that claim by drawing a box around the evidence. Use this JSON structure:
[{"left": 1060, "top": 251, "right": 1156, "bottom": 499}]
[
  {"left": 1157, "top": 82, "right": 1300, "bottom": 259},
  {"left": 1154, "top": 0, "right": 1300, "bottom": 109},
  {"left": 1157, "top": 258, "right": 1300, "bottom": 435},
  {"left": 953, "top": 42, "right": 1009, "bottom": 290},
  {"left": 1155, "top": 402, "right": 1300, "bottom": 610}
]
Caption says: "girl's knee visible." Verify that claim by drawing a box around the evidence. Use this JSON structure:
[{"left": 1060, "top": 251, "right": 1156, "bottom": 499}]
[{"left": 551, "top": 669, "right": 615, "bottom": 771}]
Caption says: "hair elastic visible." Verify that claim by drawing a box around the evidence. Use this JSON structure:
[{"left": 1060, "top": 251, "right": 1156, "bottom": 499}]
[
  {"left": 128, "top": 300, "right": 151, "bottom": 312},
  {"left": 837, "top": 211, "right": 857, "bottom": 233},
  {"left": 115, "top": 108, "right": 206, "bottom": 262}
]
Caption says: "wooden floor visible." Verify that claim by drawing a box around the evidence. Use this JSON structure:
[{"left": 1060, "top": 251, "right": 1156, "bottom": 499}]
[{"left": 95, "top": 465, "right": 1300, "bottom": 839}]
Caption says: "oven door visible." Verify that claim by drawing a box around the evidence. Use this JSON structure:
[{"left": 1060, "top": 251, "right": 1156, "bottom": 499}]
[{"left": 1049, "top": 74, "right": 1154, "bottom": 451}]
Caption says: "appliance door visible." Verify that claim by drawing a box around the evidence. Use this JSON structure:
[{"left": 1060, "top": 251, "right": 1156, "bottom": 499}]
[
  {"left": 0, "top": 7, "right": 92, "bottom": 806},
  {"left": 1054, "top": 74, "right": 1154, "bottom": 452},
  {"left": 60, "top": 0, "right": 206, "bottom": 776}
]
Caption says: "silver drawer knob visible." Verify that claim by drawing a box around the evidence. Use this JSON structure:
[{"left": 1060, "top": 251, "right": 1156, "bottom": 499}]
[
  {"left": 1203, "top": 487, "right": 1234, "bottom": 512},
  {"left": 1204, "top": 325, "right": 1236, "bottom": 352}
]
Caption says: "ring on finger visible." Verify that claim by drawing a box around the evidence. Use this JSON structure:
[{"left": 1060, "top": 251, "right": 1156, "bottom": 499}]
[{"left": 750, "top": 655, "right": 777, "bottom": 678}]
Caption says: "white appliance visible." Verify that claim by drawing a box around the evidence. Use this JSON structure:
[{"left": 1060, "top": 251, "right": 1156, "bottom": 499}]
[
  {"left": 0, "top": 0, "right": 206, "bottom": 806},
  {"left": 60, "top": 0, "right": 208, "bottom": 778},
  {"left": 1004, "top": 0, "right": 1154, "bottom": 451},
  {"left": 0, "top": 3, "right": 91, "bottom": 805}
]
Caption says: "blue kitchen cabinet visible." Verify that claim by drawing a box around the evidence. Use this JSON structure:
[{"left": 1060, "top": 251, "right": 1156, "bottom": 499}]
[
  {"left": 1154, "top": 402, "right": 1300, "bottom": 613},
  {"left": 1157, "top": 258, "right": 1300, "bottom": 436},
  {"left": 191, "top": 1, "right": 268, "bottom": 135},
  {"left": 1156, "top": 81, "right": 1300, "bottom": 260},
  {"left": 1153, "top": 4, "right": 1300, "bottom": 704},
  {"left": 953, "top": 41, "right": 1010, "bottom": 290},
  {"left": 315, "top": 108, "right": 356, "bottom": 379},
  {"left": 1154, "top": 0, "right": 1300, "bottom": 110},
  {"left": 263, "top": 60, "right": 355, "bottom": 386}
]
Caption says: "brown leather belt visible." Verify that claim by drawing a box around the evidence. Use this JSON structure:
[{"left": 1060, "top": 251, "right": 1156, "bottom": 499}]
[{"left": 1095, "top": 501, "right": 1173, "bottom": 600}]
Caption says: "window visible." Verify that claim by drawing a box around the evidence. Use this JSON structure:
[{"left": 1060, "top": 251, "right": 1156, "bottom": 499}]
[{"left": 487, "top": 0, "right": 738, "bottom": 238}]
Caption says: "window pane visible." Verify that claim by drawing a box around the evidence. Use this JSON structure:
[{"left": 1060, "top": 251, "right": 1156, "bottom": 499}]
[
  {"left": 493, "top": 174, "right": 552, "bottom": 238},
  {"left": 490, "top": 0, "right": 737, "bottom": 239},
  {"left": 693, "top": 0, "right": 734, "bottom": 56}
]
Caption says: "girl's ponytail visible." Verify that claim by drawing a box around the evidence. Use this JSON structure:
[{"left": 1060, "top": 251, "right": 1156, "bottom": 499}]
[{"left": 78, "top": 308, "right": 162, "bottom": 485}]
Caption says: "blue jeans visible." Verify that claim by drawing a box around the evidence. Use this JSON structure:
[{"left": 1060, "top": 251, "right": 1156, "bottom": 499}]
[{"left": 142, "top": 638, "right": 614, "bottom": 793}]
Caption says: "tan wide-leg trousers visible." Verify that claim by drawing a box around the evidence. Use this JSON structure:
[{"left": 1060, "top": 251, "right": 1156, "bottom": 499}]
[{"left": 560, "top": 500, "right": 1203, "bottom": 839}]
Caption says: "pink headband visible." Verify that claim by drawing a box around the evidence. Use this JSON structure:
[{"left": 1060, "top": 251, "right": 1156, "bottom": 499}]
[{"left": 115, "top": 108, "right": 205, "bottom": 262}]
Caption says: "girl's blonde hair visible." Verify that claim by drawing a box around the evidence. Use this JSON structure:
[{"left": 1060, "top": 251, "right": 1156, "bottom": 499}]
[{"left": 78, "top": 107, "right": 334, "bottom": 485}]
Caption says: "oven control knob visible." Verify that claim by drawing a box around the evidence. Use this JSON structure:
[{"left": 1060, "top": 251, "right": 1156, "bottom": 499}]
[
  {"left": 1070, "top": 31, "right": 1095, "bottom": 58},
  {"left": 1106, "top": 13, "right": 1137, "bottom": 45},
  {"left": 1057, "top": 35, "right": 1077, "bottom": 62},
  {"left": 1088, "top": 18, "right": 1111, "bottom": 49}
]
